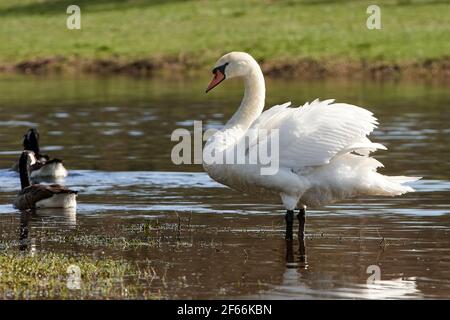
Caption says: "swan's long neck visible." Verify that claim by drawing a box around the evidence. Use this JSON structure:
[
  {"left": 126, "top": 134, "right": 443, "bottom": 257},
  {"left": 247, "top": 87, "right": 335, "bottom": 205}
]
[{"left": 224, "top": 64, "right": 265, "bottom": 131}]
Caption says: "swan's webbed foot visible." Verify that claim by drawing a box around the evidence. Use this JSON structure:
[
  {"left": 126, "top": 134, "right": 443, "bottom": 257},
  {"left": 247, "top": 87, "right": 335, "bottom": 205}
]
[
  {"left": 297, "top": 208, "right": 306, "bottom": 240},
  {"left": 285, "top": 210, "right": 294, "bottom": 240}
]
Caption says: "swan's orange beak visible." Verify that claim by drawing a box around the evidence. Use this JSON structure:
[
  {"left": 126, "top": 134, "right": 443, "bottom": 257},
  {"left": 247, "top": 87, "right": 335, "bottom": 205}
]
[{"left": 205, "top": 70, "right": 225, "bottom": 93}]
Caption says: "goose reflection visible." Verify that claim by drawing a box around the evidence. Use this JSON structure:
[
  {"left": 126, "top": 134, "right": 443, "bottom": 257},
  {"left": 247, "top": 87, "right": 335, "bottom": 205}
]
[
  {"left": 19, "top": 210, "right": 34, "bottom": 252},
  {"left": 18, "top": 207, "right": 77, "bottom": 252}
]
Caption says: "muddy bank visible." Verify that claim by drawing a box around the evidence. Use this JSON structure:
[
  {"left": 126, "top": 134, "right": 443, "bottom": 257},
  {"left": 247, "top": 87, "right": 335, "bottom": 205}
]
[
  {"left": 0, "top": 55, "right": 448, "bottom": 80},
  {"left": 263, "top": 57, "right": 450, "bottom": 81}
]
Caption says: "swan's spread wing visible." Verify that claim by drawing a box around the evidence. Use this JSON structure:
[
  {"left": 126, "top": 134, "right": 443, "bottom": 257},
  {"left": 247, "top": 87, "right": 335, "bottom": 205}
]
[{"left": 249, "top": 99, "right": 384, "bottom": 169}]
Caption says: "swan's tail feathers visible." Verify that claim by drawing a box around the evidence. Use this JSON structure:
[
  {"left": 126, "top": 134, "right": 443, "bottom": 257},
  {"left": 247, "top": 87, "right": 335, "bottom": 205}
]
[
  {"left": 373, "top": 174, "right": 422, "bottom": 196},
  {"left": 386, "top": 175, "right": 422, "bottom": 184},
  {"left": 335, "top": 141, "right": 387, "bottom": 158}
]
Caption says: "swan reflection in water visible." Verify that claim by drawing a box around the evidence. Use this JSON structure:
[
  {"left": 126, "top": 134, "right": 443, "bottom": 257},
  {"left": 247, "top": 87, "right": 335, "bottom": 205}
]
[
  {"left": 18, "top": 207, "right": 77, "bottom": 252},
  {"left": 286, "top": 237, "right": 307, "bottom": 270},
  {"left": 282, "top": 238, "right": 421, "bottom": 299}
]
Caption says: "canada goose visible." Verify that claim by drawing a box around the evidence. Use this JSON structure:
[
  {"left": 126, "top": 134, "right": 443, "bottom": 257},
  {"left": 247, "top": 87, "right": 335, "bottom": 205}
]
[
  {"left": 14, "top": 150, "right": 77, "bottom": 211},
  {"left": 203, "top": 52, "right": 420, "bottom": 240},
  {"left": 12, "top": 128, "right": 68, "bottom": 179}
]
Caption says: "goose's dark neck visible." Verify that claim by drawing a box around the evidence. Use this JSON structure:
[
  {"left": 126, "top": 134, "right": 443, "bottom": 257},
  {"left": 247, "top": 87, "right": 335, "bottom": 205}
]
[{"left": 18, "top": 153, "right": 31, "bottom": 190}]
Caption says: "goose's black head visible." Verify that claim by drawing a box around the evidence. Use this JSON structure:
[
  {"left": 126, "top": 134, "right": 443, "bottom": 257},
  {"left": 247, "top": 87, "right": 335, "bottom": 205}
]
[{"left": 23, "top": 128, "right": 40, "bottom": 155}]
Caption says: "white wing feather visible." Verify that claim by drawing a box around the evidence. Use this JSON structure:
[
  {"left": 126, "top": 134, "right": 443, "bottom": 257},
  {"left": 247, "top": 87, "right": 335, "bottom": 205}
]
[{"left": 248, "top": 99, "right": 384, "bottom": 169}]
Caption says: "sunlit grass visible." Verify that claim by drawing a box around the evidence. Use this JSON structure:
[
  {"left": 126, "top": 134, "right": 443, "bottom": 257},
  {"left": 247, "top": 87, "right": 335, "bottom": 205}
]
[
  {"left": 0, "top": 0, "right": 448, "bottom": 64},
  {"left": 0, "top": 252, "right": 160, "bottom": 299}
]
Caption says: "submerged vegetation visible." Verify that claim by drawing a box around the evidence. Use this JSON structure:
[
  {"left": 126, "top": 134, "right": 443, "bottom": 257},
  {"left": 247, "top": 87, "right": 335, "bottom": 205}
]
[
  {"left": 0, "top": 214, "right": 419, "bottom": 299},
  {"left": 0, "top": 0, "right": 448, "bottom": 78}
]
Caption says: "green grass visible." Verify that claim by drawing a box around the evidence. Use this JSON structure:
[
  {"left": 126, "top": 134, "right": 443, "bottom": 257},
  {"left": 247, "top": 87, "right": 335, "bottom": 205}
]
[
  {"left": 0, "top": 0, "right": 448, "bottom": 66},
  {"left": 0, "top": 252, "right": 160, "bottom": 299}
]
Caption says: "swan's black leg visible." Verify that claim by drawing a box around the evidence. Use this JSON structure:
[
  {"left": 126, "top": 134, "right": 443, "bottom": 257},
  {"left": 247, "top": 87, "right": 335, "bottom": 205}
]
[
  {"left": 297, "top": 208, "right": 306, "bottom": 240},
  {"left": 285, "top": 210, "right": 294, "bottom": 240}
]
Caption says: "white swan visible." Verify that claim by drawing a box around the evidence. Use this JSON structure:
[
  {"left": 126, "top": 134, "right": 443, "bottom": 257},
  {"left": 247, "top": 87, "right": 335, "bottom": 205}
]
[{"left": 203, "top": 52, "right": 420, "bottom": 240}]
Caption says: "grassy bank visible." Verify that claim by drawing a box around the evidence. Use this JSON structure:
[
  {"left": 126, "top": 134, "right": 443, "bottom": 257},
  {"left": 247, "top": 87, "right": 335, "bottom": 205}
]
[
  {"left": 0, "top": 252, "right": 160, "bottom": 299},
  {"left": 0, "top": 0, "right": 448, "bottom": 78}
]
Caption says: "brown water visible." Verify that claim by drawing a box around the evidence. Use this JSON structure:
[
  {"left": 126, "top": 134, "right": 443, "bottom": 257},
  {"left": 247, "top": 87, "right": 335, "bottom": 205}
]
[{"left": 0, "top": 74, "right": 449, "bottom": 299}]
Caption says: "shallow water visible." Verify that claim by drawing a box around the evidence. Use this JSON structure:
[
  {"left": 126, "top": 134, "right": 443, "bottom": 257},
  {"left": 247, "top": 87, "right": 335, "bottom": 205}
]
[{"left": 0, "top": 75, "right": 449, "bottom": 299}]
